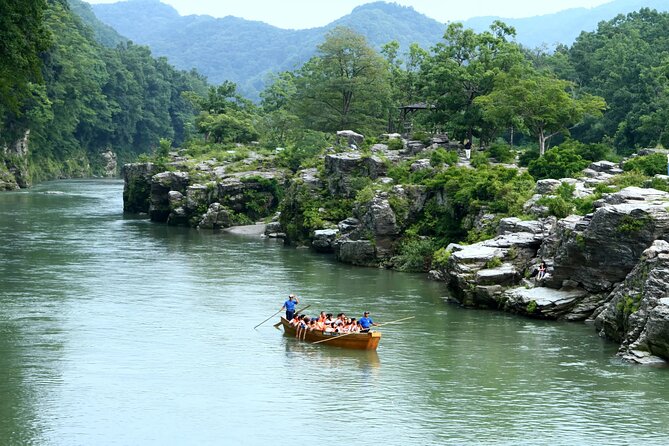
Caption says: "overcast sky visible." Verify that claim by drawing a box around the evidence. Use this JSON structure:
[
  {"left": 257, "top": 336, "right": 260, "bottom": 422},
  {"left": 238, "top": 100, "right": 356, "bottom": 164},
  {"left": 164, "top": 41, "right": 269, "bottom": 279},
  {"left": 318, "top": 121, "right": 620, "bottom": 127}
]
[{"left": 86, "top": 0, "right": 614, "bottom": 29}]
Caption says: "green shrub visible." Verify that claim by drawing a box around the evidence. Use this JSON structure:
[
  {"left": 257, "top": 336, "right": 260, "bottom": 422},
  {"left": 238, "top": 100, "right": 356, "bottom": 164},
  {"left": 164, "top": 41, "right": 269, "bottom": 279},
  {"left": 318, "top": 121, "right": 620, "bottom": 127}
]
[
  {"left": 559, "top": 139, "right": 619, "bottom": 162},
  {"left": 391, "top": 237, "right": 438, "bottom": 272},
  {"left": 622, "top": 153, "right": 667, "bottom": 177},
  {"left": 485, "top": 256, "right": 502, "bottom": 269},
  {"left": 432, "top": 247, "right": 452, "bottom": 268},
  {"left": 387, "top": 138, "right": 404, "bottom": 151},
  {"left": 470, "top": 152, "right": 490, "bottom": 168},
  {"left": 411, "top": 130, "right": 432, "bottom": 146},
  {"left": 518, "top": 146, "right": 540, "bottom": 167},
  {"left": 430, "top": 148, "right": 459, "bottom": 167},
  {"left": 528, "top": 146, "right": 589, "bottom": 180},
  {"left": 526, "top": 300, "right": 538, "bottom": 314},
  {"left": 556, "top": 182, "right": 575, "bottom": 200},
  {"left": 618, "top": 215, "right": 649, "bottom": 233},
  {"left": 545, "top": 196, "right": 574, "bottom": 218},
  {"left": 487, "top": 142, "right": 515, "bottom": 163}
]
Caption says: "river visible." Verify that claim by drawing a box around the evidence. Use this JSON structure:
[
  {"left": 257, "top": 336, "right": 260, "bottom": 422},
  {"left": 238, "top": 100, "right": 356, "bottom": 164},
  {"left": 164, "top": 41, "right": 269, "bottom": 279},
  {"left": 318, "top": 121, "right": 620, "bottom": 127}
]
[{"left": 1, "top": 180, "right": 668, "bottom": 445}]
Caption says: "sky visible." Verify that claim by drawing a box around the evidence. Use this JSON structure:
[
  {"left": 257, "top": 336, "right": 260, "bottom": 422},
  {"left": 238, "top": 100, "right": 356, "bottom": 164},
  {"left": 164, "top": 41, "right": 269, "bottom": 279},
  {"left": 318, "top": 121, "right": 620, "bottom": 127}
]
[{"left": 86, "top": 0, "right": 614, "bottom": 29}]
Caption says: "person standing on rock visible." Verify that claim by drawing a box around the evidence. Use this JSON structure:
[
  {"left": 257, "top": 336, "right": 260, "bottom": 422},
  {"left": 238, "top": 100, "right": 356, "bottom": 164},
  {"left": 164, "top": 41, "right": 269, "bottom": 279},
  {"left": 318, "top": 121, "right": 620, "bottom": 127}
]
[{"left": 281, "top": 294, "right": 299, "bottom": 320}]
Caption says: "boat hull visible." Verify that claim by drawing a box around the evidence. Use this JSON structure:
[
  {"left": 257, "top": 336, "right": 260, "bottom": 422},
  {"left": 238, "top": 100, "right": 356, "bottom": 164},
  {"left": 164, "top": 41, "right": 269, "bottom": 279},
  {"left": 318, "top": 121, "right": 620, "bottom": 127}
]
[{"left": 280, "top": 318, "right": 381, "bottom": 350}]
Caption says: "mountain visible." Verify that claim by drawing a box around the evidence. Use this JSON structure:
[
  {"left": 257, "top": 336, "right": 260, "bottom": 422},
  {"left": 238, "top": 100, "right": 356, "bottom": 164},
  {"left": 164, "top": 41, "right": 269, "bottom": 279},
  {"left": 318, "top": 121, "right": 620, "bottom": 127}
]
[
  {"left": 89, "top": 0, "right": 445, "bottom": 98},
  {"left": 462, "top": 0, "right": 669, "bottom": 48},
  {"left": 88, "top": 0, "right": 669, "bottom": 98},
  {"left": 68, "top": 0, "right": 126, "bottom": 47}
]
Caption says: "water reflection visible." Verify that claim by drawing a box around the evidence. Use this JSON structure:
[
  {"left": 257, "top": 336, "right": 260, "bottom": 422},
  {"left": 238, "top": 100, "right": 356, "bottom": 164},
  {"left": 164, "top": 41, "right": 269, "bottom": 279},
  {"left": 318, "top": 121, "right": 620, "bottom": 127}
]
[{"left": 282, "top": 339, "right": 381, "bottom": 370}]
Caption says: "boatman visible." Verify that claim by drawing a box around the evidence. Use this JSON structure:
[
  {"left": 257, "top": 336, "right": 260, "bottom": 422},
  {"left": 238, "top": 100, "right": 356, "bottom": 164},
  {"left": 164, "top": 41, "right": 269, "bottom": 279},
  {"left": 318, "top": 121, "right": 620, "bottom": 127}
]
[
  {"left": 359, "top": 311, "right": 378, "bottom": 333},
  {"left": 281, "top": 294, "right": 299, "bottom": 321}
]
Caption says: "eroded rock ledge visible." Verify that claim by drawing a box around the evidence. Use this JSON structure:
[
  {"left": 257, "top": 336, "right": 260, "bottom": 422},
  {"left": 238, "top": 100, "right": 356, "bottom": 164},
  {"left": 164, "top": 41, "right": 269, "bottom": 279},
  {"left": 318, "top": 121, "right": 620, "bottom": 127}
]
[{"left": 434, "top": 186, "right": 669, "bottom": 364}]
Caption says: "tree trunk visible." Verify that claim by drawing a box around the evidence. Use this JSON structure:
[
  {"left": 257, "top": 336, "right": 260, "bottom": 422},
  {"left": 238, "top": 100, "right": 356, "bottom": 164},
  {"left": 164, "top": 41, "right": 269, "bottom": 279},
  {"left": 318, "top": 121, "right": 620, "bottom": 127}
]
[
  {"left": 510, "top": 127, "right": 514, "bottom": 146},
  {"left": 539, "top": 129, "right": 546, "bottom": 156}
]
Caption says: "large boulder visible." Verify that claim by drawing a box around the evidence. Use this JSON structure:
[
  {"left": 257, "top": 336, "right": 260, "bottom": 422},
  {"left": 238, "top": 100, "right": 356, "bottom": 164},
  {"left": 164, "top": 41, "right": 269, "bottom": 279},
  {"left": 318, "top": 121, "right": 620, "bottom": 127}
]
[
  {"left": 502, "top": 286, "right": 590, "bottom": 319},
  {"left": 149, "top": 171, "right": 190, "bottom": 222},
  {"left": 324, "top": 152, "right": 386, "bottom": 197},
  {"left": 122, "top": 162, "right": 161, "bottom": 213},
  {"left": 312, "top": 229, "right": 339, "bottom": 253},
  {"left": 334, "top": 185, "right": 428, "bottom": 266},
  {"left": 336, "top": 130, "right": 364, "bottom": 148},
  {"left": 438, "top": 219, "right": 551, "bottom": 307},
  {"left": 595, "top": 240, "right": 669, "bottom": 363},
  {"left": 334, "top": 239, "right": 376, "bottom": 266},
  {"left": 197, "top": 203, "right": 233, "bottom": 229},
  {"left": 100, "top": 150, "right": 117, "bottom": 177},
  {"left": 539, "top": 187, "right": 669, "bottom": 293}
]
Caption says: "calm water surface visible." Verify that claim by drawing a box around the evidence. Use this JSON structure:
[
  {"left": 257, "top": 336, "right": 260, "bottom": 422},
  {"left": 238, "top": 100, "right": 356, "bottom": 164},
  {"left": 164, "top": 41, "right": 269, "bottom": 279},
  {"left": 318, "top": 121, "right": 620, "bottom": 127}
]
[{"left": 1, "top": 180, "right": 669, "bottom": 445}]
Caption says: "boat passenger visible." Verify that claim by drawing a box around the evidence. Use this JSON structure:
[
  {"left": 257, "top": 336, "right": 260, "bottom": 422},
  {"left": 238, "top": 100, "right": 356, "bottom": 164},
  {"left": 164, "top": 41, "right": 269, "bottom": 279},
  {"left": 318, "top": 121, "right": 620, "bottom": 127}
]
[
  {"left": 349, "top": 318, "right": 360, "bottom": 333},
  {"left": 318, "top": 311, "right": 327, "bottom": 323}
]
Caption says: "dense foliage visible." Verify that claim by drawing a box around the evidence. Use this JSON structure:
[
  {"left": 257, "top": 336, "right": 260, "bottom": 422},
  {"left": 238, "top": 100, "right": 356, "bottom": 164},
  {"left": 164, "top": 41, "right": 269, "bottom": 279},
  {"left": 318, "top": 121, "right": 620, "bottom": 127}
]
[
  {"left": 2, "top": 0, "right": 207, "bottom": 181},
  {"left": 566, "top": 8, "right": 669, "bottom": 153}
]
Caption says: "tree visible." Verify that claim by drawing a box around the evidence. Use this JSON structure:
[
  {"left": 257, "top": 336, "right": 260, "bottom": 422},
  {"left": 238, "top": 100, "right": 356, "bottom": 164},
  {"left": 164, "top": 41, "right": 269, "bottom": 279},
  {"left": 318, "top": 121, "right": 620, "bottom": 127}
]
[
  {"left": 476, "top": 71, "right": 605, "bottom": 155},
  {"left": 568, "top": 9, "right": 669, "bottom": 151},
  {"left": 420, "top": 21, "right": 524, "bottom": 142},
  {"left": 0, "top": 0, "right": 51, "bottom": 141},
  {"left": 291, "top": 27, "right": 391, "bottom": 134}
]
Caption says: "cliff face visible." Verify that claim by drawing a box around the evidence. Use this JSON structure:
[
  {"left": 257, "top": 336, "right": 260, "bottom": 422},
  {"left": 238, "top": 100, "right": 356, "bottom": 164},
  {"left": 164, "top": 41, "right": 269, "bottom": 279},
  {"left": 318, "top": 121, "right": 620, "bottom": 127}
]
[
  {"left": 437, "top": 186, "right": 669, "bottom": 363},
  {"left": 122, "top": 159, "right": 287, "bottom": 230},
  {"left": 1, "top": 130, "right": 31, "bottom": 191}
]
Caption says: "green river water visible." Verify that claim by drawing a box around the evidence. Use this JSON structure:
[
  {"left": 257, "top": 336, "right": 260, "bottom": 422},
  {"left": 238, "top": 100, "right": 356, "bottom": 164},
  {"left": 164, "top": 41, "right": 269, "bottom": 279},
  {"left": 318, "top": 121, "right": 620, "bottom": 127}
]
[{"left": 1, "top": 180, "right": 669, "bottom": 445}]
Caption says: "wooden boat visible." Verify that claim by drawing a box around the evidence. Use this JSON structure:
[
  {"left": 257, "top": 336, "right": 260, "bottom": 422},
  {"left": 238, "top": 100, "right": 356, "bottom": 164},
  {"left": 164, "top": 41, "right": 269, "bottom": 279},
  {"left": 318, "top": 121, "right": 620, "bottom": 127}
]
[{"left": 279, "top": 317, "right": 381, "bottom": 350}]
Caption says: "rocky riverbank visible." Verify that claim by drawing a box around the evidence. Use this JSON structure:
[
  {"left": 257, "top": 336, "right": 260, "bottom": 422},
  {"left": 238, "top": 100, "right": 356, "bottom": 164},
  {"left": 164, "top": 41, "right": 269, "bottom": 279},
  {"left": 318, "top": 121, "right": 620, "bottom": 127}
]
[{"left": 121, "top": 131, "right": 669, "bottom": 364}]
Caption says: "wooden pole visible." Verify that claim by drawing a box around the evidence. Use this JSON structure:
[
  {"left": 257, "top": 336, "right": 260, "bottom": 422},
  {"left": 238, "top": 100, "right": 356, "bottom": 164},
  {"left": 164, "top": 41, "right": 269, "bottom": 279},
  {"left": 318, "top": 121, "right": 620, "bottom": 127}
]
[
  {"left": 311, "top": 316, "right": 415, "bottom": 345},
  {"left": 274, "top": 304, "right": 311, "bottom": 329},
  {"left": 254, "top": 309, "right": 284, "bottom": 329}
]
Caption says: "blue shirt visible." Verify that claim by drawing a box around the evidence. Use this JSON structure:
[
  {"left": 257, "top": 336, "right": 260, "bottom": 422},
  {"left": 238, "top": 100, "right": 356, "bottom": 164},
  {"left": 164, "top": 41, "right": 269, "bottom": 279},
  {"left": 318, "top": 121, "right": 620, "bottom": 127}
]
[
  {"left": 284, "top": 299, "right": 297, "bottom": 311},
  {"left": 359, "top": 316, "right": 374, "bottom": 329}
]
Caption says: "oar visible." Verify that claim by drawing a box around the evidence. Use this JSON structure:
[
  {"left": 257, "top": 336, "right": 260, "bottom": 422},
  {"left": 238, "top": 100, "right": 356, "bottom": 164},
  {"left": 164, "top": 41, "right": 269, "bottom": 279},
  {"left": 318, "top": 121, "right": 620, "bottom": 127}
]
[
  {"left": 311, "top": 316, "right": 415, "bottom": 344},
  {"left": 273, "top": 304, "right": 311, "bottom": 329},
  {"left": 254, "top": 308, "right": 284, "bottom": 330}
]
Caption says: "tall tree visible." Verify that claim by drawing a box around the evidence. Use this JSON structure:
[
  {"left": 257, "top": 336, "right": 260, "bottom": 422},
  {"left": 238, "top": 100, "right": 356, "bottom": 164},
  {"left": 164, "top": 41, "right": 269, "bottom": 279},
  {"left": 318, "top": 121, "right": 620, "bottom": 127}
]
[
  {"left": 291, "top": 27, "right": 390, "bottom": 135},
  {"left": 568, "top": 9, "right": 669, "bottom": 152},
  {"left": 0, "top": 0, "right": 51, "bottom": 140},
  {"left": 476, "top": 71, "right": 605, "bottom": 155},
  {"left": 420, "top": 21, "right": 524, "bottom": 143}
]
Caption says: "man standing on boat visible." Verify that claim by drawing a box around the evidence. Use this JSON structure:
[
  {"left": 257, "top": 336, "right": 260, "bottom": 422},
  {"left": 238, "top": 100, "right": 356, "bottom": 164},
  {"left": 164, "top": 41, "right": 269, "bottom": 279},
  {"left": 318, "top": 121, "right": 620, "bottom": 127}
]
[
  {"left": 359, "top": 311, "right": 377, "bottom": 332},
  {"left": 281, "top": 294, "right": 299, "bottom": 321}
]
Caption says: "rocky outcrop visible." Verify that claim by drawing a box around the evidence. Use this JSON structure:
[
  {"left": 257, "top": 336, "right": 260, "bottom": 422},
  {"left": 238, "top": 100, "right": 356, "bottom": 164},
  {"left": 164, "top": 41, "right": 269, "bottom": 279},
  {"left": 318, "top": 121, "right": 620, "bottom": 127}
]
[
  {"left": 150, "top": 171, "right": 190, "bottom": 222},
  {"left": 595, "top": 240, "right": 669, "bottom": 364},
  {"left": 122, "top": 162, "right": 161, "bottom": 213},
  {"left": 100, "top": 150, "right": 118, "bottom": 177},
  {"left": 336, "top": 130, "right": 364, "bottom": 148},
  {"left": 1, "top": 130, "right": 31, "bottom": 190},
  {"left": 539, "top": 187, "right": 669, "bottom": 293},
  {"left": 312, "top": 229, "right": 339, "bottom": 253},
  {"left": 438, "top": 218, "right": 551, "bottom": 309},
  {"left": 334, "top": 184, "right": 427, "bottom": 266},
  {"left": 324, "top": 152, "right": 386, "bottom": 197}
]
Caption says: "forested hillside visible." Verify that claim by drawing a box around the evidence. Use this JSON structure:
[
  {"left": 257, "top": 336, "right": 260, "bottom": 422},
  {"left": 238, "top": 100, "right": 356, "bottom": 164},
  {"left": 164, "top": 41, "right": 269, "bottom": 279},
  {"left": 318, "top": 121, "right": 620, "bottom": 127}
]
[
  {"left": 89, "top": 0, "right": 669, "bottom": 99},
  {"left": 90, "top": 0, "right": 445, "bottom": 98},
  {"left": 0, "top": 0, "right": 207, "bottom": 188}
]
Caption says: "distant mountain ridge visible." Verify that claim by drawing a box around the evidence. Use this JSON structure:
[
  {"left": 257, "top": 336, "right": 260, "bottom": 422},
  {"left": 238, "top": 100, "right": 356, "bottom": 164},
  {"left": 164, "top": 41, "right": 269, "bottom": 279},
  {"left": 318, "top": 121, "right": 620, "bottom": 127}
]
[{"left": 87, "top": 0, "right": 669, "bottom": 98}]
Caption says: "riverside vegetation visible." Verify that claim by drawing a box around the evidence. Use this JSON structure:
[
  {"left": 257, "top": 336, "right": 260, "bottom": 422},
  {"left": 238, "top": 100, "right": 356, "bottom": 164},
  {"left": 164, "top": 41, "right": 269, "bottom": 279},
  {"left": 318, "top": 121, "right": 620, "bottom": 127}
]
[{"left": 5, "top": 1, "right": 669, "bottom": 363}]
